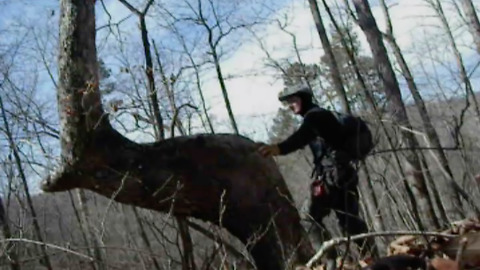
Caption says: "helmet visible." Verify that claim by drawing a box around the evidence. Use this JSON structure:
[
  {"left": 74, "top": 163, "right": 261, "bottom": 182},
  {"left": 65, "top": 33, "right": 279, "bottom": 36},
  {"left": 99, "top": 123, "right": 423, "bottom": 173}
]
[{"left": 278, "top": 85, "right": 313, "bottom": 101}]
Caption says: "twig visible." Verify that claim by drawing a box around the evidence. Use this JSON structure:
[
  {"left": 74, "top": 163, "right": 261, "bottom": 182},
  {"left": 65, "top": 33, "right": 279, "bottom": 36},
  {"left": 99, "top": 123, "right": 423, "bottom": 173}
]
[
  {"left": 0, "top": 238, "right": 94, "bottom": 261},
  {"left": 455, "top": 237, "right": 468, "bottom": 270},
  {"left": 306, "top": 231, "right": 456, "bottom": 268}
]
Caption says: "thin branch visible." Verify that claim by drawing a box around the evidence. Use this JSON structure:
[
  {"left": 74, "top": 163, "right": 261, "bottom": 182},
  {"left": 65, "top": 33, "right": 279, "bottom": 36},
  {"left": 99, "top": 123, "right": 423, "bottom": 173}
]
[
  {"left": 170, "top": 103, "right": 198, "bottom": 137},
  {"left": 0, "top": 238, "right": 94, "bottom": 262},
  {"left": 117, "top": 0, "right": 142, "bottom": 16},
  {"left": 306, "top": 231, "right": 456, "bottom": 267}
]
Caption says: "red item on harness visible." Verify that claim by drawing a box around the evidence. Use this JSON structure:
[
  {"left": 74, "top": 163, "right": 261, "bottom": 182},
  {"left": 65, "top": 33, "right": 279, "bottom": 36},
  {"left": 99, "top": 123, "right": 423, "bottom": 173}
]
[{"left": 311, "top": 179, "right": 326, "bottom": 197}]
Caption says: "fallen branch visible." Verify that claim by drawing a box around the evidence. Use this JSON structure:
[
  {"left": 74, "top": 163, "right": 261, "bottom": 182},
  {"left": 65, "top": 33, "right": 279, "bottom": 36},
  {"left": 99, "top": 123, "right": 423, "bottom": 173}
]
[{"left": 306, "top": 231, "right": 456, "bottom": 268}]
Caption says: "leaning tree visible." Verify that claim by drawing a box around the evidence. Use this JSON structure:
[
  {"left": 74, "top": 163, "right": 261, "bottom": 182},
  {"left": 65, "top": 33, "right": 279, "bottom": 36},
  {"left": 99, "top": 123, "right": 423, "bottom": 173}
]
[{"left": 41, "top": 0, "right": 313, "bottom": 269}]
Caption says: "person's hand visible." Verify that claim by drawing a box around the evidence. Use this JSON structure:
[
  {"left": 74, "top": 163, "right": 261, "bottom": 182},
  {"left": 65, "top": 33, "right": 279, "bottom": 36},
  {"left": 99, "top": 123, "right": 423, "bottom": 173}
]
[{"left": 257, "top": 144, "right": 280, "bottom": 157}]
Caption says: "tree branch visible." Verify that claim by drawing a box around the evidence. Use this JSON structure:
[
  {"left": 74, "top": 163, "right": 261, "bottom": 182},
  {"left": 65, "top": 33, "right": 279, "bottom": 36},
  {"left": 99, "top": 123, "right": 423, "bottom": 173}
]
[{"left": 306, "top": 231, "right": 456, "bottom": 267}]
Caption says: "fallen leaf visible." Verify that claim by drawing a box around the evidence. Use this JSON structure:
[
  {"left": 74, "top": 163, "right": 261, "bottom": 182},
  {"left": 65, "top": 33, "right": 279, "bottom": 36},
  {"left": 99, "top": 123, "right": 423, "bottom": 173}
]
[
  {"left": 441, "top": 232, "right": 480, "bottom": 267},
  {"left": 430, "top": 258, "right": 458, "bottom": 270}
]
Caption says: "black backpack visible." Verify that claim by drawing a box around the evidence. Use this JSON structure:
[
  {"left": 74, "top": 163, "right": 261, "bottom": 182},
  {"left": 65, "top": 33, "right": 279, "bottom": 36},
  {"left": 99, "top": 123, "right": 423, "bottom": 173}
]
[{"left": 333, "top": 112, "right": 373, "bottom": 161}]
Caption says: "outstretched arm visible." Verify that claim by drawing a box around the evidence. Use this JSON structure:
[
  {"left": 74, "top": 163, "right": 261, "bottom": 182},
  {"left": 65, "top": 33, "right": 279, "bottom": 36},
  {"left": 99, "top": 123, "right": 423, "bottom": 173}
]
[{"left": 258, "top": 118, "right": 316, "bottom": 157}]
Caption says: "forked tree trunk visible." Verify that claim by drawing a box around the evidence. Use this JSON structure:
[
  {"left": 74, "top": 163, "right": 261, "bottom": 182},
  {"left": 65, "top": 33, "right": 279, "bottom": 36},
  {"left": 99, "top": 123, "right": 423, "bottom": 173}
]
[
  {"left": 43, "top": 1, "right": 313, "bottom": 269},
  {"left": 352, "top": 0, "right": 438, "bottom": 230}
]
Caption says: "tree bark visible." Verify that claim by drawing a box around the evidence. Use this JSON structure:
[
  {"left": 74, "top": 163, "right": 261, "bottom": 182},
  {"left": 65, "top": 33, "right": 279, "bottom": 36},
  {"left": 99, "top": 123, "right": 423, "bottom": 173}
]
[
  {"left": 352, "top": 0, "right": 439, "bottom": 230},
  {"left": 308, "top": 0, "right": 351, "bottom": 114},
  {"left": 0, "top": 196, "right": 20, "bottom": 270},
  {"left": 460, "top": 0, "right": 480, "bottom": 54},
  {"left": 379, "top": 0, "right": 465, "bottom": 222},
  {"left": 43, "top": 1, "right": 313, "bottom": 269}
]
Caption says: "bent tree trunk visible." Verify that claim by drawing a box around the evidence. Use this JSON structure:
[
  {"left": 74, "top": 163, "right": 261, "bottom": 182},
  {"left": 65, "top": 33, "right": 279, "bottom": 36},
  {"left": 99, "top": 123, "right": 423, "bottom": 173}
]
[{"left": 43, "top": 1, "right": 313, "bottom": 269}]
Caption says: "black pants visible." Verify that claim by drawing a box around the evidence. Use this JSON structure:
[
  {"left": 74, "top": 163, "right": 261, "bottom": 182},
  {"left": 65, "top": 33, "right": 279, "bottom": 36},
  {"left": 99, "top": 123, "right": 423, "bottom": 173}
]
[{"left": 305, "top": 163, "right": 377, "bottom": 257}]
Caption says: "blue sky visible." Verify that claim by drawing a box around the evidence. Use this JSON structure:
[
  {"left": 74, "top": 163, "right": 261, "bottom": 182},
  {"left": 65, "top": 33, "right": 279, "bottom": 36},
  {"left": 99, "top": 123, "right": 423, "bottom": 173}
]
[{"left": 1, "top": 0, "right": 479, "bottom": 142}]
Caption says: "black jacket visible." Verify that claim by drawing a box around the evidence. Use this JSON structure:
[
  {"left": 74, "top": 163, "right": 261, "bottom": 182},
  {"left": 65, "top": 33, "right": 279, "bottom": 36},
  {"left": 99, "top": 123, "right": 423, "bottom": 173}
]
[{"left": 277, "top": 104, "right": 346, "bottom": 164}]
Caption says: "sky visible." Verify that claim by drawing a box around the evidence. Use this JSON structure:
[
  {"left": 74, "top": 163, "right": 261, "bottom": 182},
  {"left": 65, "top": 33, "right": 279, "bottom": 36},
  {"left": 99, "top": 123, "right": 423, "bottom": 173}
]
[
  {"left": 180, "top": 0, "right": 480, "bottom": 141},
  {"left": 1, "top": 0, "right": 479, "bottom": 143}
]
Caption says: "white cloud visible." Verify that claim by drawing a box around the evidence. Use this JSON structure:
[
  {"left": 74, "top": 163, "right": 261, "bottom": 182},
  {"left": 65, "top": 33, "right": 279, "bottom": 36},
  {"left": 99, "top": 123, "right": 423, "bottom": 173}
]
[{"left": 15, "top": 0, "right": 472, "bottom": 142}]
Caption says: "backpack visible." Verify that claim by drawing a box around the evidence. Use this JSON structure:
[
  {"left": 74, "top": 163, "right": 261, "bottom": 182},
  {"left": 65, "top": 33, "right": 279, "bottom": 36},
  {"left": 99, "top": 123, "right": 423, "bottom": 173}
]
[{"left": 333, "top": 112, "right": 373, "bottom": 161}]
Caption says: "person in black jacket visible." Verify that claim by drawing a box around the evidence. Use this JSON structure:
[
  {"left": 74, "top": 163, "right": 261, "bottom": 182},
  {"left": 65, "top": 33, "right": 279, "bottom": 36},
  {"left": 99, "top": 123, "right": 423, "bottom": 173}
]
[{"left": 258, "top": 85, "right": 377, "bottom": 260}]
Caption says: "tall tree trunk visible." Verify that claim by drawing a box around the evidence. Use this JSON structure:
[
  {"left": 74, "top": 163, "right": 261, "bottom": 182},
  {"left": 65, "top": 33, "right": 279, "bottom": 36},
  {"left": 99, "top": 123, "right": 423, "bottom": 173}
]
[
  {"left": 321, "top": 0, "right": 411, "bottom": 230},
  {"left": 0, "top": 196, "right": 20, "bottom": 270},
  {"left": 153, "top": 40, "right": 187, "bottom": 136},
  {"left": 308, "top": 0, "right": 351, "bottom": 114},
  {"left": 359, "top": 163, "right": 387, "bottom": 253},
  {"left": 174, "top": 32, "right": 215, "bottom": 133},
  {"left": 118, "top": 0, "right": 164, "bottom": 139},
  {"left": 429, "top": 0, "right": 480, "bottom": 120},
  {"left": 121, "top": 205, "right": 148, "bottom": 269},
  {"left": 140, "top": 16, "right": 164, "bottom": 140},
  {"left": 68, "top": 191, "right": 97, "bottom": 270},
  {"left": 131, "top": 208, "right": 162, "bottom": 269},
  {"left": 460, "top": 0, "right": 480, "bottom": 53},
  {"left": 76, "top": 190, "right": 106, "bottom": 270},
  {"left": 379, "top": 0, "right": 466, "bottom": 222},
  {"left": 116, "top": 2, "right": 171, "bottom": 268},
  {"left": 44, "top": 1, "right": 314, "bottom": 269},
  {"left": 352, "top": 0, "right": 439, "bottom": 230},
  {"left": 155, "top": 41, "right": 200, "bottom": 269},
  {"left": 0, "top": 96, "right": 53, "bottom": 269},
  {"left": 131, "top": 5, "right": 197, "bottom": 266},
  {"left": 209, "top": 44, "right": 239, "bottom": 134},
  {"left": 198, "top": 0, "right": 239, "bottom": 134}
]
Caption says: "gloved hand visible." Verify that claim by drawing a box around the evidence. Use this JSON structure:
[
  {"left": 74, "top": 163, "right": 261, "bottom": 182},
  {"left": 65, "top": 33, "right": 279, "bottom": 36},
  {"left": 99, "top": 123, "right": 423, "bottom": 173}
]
[{"left": 257, "top": 144, "right": 280, "bottom": 157}]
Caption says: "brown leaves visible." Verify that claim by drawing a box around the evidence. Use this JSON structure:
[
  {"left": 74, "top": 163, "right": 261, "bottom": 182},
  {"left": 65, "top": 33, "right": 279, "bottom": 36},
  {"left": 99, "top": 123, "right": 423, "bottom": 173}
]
[
  {"left": 387, "top": 218, "right": 480, "bottom": 270},
  {"left": 441, "top": 232, "right": 480, "bottom": 268}
]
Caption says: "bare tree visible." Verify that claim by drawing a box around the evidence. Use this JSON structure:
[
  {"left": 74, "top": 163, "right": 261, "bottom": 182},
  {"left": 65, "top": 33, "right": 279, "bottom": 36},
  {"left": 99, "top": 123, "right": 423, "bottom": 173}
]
[
  {"left": 425, "top": 0, "right": 480, "bottom": 120},
  {"left": 378, "top": 0, "right": 466, "bottom": 222},
  {"left": 176, "top": 0, "right": 250, "bottom": 134},
  {"left": 321, "top": 0, "right": 418, "bottom": 233},
  {"left": 0, "top": 94, "right": 53, "bottom": 269},
  {"left": 76, "top": 190, "right": 106, "bottom": 270},
  {"left": 459, "top": 0, "right": 480, "bottom": 53},
  {"left": 42, "top": 1, "right": 313, "bottom": 269},
  {"left": 0, "top": 196, "right": 20, "bottom": 270},
  {"left": 118, "top": 0, "right": 164, "bottom": 140},
  {"left": 308, "top": 0, "right": 351, "bottom": 114},
  {"left": 352, "top": 0, "right": 439, "bottom": 230}
]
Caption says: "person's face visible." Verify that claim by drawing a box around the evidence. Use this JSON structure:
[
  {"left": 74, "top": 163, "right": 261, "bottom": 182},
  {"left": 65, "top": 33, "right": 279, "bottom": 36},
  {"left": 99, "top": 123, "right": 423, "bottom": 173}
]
[{"left": 284, "top": 96, "right": 302, "bottom": 115}]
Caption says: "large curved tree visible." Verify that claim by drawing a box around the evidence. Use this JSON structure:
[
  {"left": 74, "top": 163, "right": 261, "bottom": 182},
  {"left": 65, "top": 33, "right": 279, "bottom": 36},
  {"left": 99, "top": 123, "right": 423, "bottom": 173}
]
[{"left": 42, "top": 0, "right": 313, "bottom": 269}]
